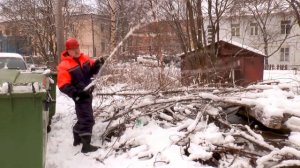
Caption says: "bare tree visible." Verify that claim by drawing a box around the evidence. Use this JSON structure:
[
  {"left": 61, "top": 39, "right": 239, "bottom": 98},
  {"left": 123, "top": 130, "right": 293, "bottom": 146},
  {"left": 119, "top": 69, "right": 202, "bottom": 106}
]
[
  {"left": 64, "top": 0, "right": 95, "bottom": 39},
  {"left": 235, "top": 0, "right": 295, "bottom": 65},
  {"left": 287, "top": 0, "right": 300, "bottom": 27},
  {"left": 0, "top": 0, "right": 57, "bottom": 67},
  {"left": 96, "top": 0, "right": 153, "bottom": 59},
  {"left": 55, "top": 0, "right": 64, "bottom": 63},
  {"left": 161, "top": 0, "right": 232, "bottom": 62},
  {"left": 161, "top": 0, "right": 235, "bottom": 85},
  {"left": 161, "top": 0, "right": 206, "bottom": 68},
  {"left": 0, "top": 0, "right": 96, "bottom": 68},
  {"left": 206, "top": 0, "right": 233, "bottom": 60},
  {"left": 161, "top": 0, "right": 188, "bottom": 55},
  {"left": 107, "top": 0, "right": 117, "bottom": 51}
]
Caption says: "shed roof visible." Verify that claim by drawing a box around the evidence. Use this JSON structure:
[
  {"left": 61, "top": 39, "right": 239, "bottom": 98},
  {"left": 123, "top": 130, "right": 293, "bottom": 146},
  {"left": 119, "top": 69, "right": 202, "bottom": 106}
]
[
  {"left": 180, "top": 39, "right": 266, "bottom": 58},
  {"left": 220, "top": 39, "right": 265, "bottom": 56}
]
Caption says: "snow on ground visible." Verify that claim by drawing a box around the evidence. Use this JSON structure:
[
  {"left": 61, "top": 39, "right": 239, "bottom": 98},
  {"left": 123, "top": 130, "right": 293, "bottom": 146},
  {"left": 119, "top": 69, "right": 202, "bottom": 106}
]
[
  {"left": 46, "top": 90, "right": 214, "bottom": 168},
  {"left": 289, "top": 132, "right": 300, "bottom": 147},
  {"left": 46, "top": 70, "right": 300, "bottom": 168},
  {"left": 264, "top": 70, "right": 300, "bottom": 88}
]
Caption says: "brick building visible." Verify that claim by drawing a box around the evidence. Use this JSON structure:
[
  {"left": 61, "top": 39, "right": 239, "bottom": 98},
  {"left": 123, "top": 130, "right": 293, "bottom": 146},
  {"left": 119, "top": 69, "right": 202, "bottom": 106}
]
[{"left": 127, "top": 21, "right": 183, "bottom": 57}]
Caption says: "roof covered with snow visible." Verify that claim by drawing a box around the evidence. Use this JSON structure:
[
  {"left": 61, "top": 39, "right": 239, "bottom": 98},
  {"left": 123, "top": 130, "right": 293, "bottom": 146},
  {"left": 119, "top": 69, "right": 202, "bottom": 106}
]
[
  {"left": 0, "top": 52, "right": 23, "bottom": 59},
  {"left": 221, "top": 39, "right": 266, "bottom": 56},
  {"left": 180, "top": 39, "right": 266, "bottom": 58}
]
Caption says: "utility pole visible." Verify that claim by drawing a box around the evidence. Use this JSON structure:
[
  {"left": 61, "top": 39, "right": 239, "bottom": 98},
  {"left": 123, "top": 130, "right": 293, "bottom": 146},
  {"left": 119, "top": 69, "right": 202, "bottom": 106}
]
[{"left": 55, "top": 0, "right": 64, "bottom": 63}]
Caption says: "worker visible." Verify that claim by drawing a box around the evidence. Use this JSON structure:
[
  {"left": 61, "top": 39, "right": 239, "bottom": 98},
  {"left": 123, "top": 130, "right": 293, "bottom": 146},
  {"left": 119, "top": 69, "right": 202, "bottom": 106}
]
[{"left": 57, "top": 38, "right": 104, "bottom": 153}]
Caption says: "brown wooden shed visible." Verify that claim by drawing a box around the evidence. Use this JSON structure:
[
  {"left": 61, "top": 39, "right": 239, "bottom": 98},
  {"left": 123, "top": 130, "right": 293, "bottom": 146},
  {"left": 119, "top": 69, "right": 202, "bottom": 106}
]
[{"left": 180, "top": 40, "right": 265, "bottom": 86}]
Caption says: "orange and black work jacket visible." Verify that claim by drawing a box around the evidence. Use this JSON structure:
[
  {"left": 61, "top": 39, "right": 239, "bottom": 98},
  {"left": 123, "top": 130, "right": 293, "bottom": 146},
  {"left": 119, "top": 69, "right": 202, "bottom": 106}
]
[{"left": 57, "top": 51, "right": 96, "bottom": 99}]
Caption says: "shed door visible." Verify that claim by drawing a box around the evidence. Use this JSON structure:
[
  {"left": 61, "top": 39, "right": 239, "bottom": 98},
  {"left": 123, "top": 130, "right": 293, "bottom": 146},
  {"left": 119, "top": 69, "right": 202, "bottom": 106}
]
[{"left": 243, "top": 57, "right": 263, "bottom": 84}]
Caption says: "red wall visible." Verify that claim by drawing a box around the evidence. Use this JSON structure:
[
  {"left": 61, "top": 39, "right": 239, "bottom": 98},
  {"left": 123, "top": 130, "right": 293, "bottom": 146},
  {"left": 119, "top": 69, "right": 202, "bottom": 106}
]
[{"left": 241, "top": 56, "right": 264, "bottom": 85}]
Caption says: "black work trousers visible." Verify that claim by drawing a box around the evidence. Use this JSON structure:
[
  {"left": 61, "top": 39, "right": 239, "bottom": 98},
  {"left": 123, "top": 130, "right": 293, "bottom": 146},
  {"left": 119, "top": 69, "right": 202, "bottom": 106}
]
[{"left": 73, "top": 96, "right": 95, "bottom": 136}]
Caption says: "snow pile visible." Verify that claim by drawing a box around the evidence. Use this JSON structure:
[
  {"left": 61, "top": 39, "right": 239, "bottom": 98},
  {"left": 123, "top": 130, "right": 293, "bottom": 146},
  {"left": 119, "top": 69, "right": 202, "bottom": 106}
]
[
  {"left": 285, "top": 117, "right": 300, "bottom": 132},
  {"left": 264, "top": 70, "right": 300, "bottom": 89},
  {"left": 47, "top": 87, "right": 299, "bottom": 168},
  {"left": 47, "top": 91, "right": 215, "bottom": 168},
  {"left": 47, "top": 88, "right": 242, "bottom": 168},
  {"left": 289, "top": 132, "right": 300, "bottom": 147},
  {"left": 243, "top": 85, "right": 299, "bottom": 117},
  {"left": 256, "top": 147, "right": 300, "bottom": 168},
  {"left": 47, "top": 70, "right": 300, "bottom": 168}
]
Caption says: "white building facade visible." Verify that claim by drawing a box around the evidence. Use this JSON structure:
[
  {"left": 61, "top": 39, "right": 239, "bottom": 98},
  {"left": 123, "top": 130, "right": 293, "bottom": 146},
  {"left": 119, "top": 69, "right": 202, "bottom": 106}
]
[{"left": 205, "top": 11, "right": 300, "bottom": 70}]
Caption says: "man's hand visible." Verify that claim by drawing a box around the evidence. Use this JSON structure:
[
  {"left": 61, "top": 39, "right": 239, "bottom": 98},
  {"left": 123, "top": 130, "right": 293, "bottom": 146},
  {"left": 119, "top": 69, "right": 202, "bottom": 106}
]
[
  {"left": 74, "top": 90, "right": 91, "bottom": 101},
  {"left": 90, "top": 57, "right": 105, "bottom": 75},
  {"left": 98, "top": 57, "right": 106, "bottom": 64}
]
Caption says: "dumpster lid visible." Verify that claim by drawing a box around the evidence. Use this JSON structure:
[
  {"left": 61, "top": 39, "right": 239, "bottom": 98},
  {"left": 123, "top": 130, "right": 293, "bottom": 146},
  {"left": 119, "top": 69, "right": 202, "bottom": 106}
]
[
  {"left": 0, "top": 69, "right": 44, "bottom": 85},
  {"left": 0, "top": 69, "right": 20, "bottom": 84},
  {"left": 0, "top": 69, "right": 49, "bottom": 94}
]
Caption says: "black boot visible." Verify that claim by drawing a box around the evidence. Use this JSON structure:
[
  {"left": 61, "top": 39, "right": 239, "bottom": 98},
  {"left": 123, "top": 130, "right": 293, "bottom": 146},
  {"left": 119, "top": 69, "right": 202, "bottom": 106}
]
[
  {"left": 73, "top": 132, "right": 81, "bottom": 146},
  {"left": 80, "top": 135, "right": 99, "bottom": 153}
]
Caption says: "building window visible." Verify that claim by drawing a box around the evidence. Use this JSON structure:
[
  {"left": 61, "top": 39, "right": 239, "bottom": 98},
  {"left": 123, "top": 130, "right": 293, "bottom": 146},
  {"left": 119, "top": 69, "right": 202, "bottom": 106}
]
[
  {"left": 207, "top": 25, "right": 213, "bottom": 43},
  {"left": 0, "top": 31, "right": 2, "bottom": 36},
  {"left": 231, "top": 24, "right": 240, "bottom": 36},
  {"left": 280, "top": 47, "right": 289, "bottom": 62},
  {"left": 0, "top": 41, "right": 2, "bottom": 52},
  {"left": 250, "top": 23, "right": 259, "bottom": 35},
  {"left": 101, "top": 42, "right": 106, "bottom": 52},
  {"left": 281, "top": 20, "right": 291, "bottom": 34}
]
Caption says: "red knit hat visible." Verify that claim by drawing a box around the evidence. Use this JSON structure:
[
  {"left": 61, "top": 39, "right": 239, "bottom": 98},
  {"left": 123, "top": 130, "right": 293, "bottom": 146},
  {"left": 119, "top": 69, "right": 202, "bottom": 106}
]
[{"left": 65, "top": 38, "right": 79, "bottom": 50}]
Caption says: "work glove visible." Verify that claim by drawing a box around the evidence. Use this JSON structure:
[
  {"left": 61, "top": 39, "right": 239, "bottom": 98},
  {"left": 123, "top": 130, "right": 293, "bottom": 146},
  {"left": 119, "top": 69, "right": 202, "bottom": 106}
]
[
  {"left": 88, "top": 85, "right": 95, "bottom": 93},
  {"left": 98, "top": 57, "right": 106, "bottom": 64},
  {"left": 74, "top": 90, "right": 91, "bottom": 101},
  {"left": 90, "top": 57, "right": 105, "bottom": 75}
]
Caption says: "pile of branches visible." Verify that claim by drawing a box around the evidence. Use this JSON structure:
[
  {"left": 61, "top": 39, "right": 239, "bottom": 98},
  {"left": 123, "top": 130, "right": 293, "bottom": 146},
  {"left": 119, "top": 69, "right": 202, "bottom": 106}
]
[{"left": 93, "top": 86, "right": 300, "bottom": 168}]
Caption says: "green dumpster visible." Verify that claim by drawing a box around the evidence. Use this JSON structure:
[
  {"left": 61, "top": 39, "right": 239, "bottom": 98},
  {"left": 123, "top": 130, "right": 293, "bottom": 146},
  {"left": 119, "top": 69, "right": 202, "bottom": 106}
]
[
  {"left": 48, "top": 72, "right": 57, "bottom": 124},
  {"left": 0, "top": 69, "right": 51, "bottom": 168}
]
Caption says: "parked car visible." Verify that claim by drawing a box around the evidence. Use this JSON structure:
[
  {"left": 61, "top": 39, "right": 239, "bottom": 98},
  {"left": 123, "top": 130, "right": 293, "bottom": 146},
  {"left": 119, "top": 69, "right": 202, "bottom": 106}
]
[
  {"left": 0, "top": 53, "right": 27, "bottom": 70},
  {"left": 137, "top": 55, "right": 157, "bottom": 66}
]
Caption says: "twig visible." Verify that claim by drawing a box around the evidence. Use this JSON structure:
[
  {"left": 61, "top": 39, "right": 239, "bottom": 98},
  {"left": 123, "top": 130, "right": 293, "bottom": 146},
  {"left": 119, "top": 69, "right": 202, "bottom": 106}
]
[
  {"left": 215, "top": 145, "right": 262, "bottom": 158},
  {"left": 228, "top": 154, "right": 238, "bottom": 167},
  {"left": 96, "top": 136, "right": 121, "bottom": 163},
  {"left": 233, "top": 130, "right": 276, "bottom": 151},
  {"left": 101, "top": 108, "right": 120, "bottom": 143}
]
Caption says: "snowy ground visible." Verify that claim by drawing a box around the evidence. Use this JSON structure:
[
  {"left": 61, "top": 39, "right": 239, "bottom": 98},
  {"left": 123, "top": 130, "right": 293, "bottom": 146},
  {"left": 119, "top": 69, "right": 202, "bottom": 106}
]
[
  {"left": 263, "top": 70, "right": 300, "bottom": 89},
  {"left": 46, "top": 70, "right": 300, "bottom": 168}
]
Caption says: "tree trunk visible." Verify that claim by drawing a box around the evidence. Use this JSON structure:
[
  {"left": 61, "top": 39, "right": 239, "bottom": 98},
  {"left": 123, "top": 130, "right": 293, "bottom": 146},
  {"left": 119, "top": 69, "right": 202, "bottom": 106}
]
[
  {"left": 55, "top": 0, "right": 64, "bottom": 64},
  {"left": 109, "top": 0, "right": 117, "bottom": 51},
  {"left": 186, "top": 0, "right": 198, "bottom": 50}
]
